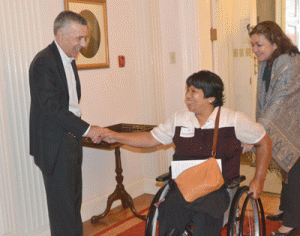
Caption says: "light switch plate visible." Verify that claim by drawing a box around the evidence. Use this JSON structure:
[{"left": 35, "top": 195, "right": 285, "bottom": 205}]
[
  {"left": 169, "top": 52, "right": 176, "bottom": 64},
  {"left": 233, "top": 49, "right": 238, "bottom": 58}
]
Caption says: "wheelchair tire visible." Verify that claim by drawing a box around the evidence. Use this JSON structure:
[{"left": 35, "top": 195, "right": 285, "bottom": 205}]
[
  {"left": 257, "top": 198, "right": 266, "bottom": 236},
  {"left": 227, "top": 186, "right": 264, "bottom": 236},
  {"left": 145, "top": 184, "right": 170, "bottom": 236}
]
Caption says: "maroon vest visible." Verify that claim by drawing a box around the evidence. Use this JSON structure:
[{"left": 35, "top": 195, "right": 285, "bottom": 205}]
[{"left": 173, "top": 126, "right": 242, "bottom": 182}]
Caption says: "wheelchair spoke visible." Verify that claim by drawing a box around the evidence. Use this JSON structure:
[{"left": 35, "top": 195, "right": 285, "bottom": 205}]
[
  {"left": 147, "top": 181, "right": 266, "bottom": 236},
  {"left": 239, "top": 194, "right": 260, "bottom": 236},
  {"left": 228, "top": 186, "right": 248, "bottom": 236},
  {"left": 227, "top": 186, "right": 263, "bottom": 236},
  {"left": 241, "top": 206, "right": 257, "bottom": 235},
  {"left": 145, "top": 184, "right": 169, "bottom": 236}
]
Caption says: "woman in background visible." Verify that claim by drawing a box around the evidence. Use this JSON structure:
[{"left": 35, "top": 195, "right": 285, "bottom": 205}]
[{"left": 250, "top": 21, "right": 300, "bottom": 236}]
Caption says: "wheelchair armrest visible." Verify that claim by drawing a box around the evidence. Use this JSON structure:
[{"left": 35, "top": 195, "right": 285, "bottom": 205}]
[
  {"left": 225, "top": 175, "right": 246, "bottom": 188},
  {"left": 156, "top": 172, "right": 171, "bottom": 182}
]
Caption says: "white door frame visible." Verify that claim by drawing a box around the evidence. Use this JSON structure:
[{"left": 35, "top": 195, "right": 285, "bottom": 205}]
[{"left": 276, "top": 0, "right": 286, "bottom": 30}]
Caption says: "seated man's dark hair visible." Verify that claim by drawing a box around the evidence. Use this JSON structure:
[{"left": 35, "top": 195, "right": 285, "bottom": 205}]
[{"left": 186, "top": 70, "right": 225, "bottom": 107}]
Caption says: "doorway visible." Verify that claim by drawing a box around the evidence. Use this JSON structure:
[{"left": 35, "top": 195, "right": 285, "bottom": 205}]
[
  {"left": 285, "top": 0, "right": 300, "bottom": 47},
  {"left": 229, "top": 0, "right": 257, "bottom": 120},
  {"left": 210, "top": 0, "right": 282, "bottom": 194}
]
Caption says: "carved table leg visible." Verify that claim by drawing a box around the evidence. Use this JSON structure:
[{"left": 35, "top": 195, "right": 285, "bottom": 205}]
[{"left": 91, "top": 147, "right": 147, "bottom": 223}]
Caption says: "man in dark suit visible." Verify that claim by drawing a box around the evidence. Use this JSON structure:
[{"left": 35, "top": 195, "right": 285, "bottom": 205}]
[{"left": 29, "top": 11, "right": 102, "bottom": 235}]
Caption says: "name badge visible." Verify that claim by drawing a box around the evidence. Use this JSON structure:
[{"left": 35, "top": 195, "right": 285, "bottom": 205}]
[{"left": 180, "top": 127, "right": 195, "bottom": 138}]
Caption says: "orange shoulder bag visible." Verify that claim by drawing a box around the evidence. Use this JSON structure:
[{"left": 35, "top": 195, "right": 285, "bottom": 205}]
[{"left": 175, "top": 107, "right": 224, "bottom": 202}]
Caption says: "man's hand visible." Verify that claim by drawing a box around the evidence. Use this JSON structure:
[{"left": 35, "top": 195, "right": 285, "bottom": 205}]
[{"left": 86, "top": 125, "right": 103, "bottom": 144}]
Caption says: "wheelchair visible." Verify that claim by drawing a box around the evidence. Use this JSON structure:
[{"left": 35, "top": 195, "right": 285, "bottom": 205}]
[{"left": 145, "top": 172, "right": 266, "bottom": 236}]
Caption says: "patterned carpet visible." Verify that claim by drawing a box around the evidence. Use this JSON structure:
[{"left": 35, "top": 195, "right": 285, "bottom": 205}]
[{"left": 93, "top": 209, "right": 283, "bottom": 236}]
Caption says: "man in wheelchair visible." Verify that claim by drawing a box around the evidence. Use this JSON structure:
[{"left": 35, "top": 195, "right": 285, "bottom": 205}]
[{"left": 100, "top": 70, "right": 272, "bottom": 236}]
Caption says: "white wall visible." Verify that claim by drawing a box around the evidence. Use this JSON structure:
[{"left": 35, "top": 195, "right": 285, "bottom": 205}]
[
  {"left": 0, "top": 0, "right": 282, "bottom": 235},
  {"left": 231, "top": 0, "right": 254, "bottom": 118},
  {"left": 0, "top": 0, "right": 202, "bottom": 235}
]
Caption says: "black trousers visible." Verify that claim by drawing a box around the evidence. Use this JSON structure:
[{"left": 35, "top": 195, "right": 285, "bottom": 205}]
[
  {"left": 158, "top": 181, "right": 229, "bottom": 236},
  {"left": 280, "top": 156, "right": 300, "bottom": 228},
  {"left": 42, "top": 133, "right": 83, "bottom": 236}
]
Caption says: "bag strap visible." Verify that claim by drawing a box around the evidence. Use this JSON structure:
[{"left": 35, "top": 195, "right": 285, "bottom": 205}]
[{"left": 212, "top": 107, "right": 221, "bottom": 158}]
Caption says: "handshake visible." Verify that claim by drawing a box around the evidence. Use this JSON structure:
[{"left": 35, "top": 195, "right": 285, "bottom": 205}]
[{"left": 85, "top": 125, "right": 118, "bottom": 144}]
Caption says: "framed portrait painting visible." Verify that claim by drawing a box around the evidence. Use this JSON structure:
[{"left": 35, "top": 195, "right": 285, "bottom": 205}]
[{"left": 65, "top": 0, "right": 109, "bottom": 69}]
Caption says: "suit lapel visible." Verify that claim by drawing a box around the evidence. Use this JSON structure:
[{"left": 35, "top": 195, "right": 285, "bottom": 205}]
[{"left": 50, "top": 42, "right": 69, "bottom": 96}]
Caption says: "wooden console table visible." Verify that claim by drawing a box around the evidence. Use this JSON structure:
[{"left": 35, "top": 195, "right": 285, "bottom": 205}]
[{"left": 82, "top": 123, "right": 155, "bottom": 223}]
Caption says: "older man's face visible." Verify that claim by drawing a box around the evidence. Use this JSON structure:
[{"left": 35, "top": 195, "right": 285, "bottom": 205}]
[{"left": 56, "top": 21, "right": 88, "bottom": 58}]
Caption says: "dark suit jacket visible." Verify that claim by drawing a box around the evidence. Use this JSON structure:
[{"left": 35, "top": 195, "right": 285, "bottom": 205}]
[{"left": 29, "top": 41, "right": 89, "bottom": 175}]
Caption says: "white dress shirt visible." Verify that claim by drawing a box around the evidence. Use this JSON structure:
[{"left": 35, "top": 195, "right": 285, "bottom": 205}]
[
  {"left": 55, "top": 41, "right": 90, "bottom": 136},
  {"left": 151, "top": 106, "right": 266, "bottom": 146}
]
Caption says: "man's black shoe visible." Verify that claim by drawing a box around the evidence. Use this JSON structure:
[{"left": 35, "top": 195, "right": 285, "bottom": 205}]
[
  {"left": 271, "top": 228, "right": 300, "bottom": 236},
  {"left": 266, "top": 212, "right": 284, "bottom": 222}
]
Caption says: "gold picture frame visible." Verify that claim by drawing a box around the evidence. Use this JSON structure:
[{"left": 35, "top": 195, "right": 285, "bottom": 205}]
[{"left": 65, "top": 0, "right": 109, "bottom": 69}]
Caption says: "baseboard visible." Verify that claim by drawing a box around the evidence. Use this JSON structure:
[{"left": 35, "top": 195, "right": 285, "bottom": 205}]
[
  {"left": 31, "top": 228, "right": 51, "bottom": 236},
  {"left": 262, "top": 191, "right": 281, "bottom": 197}
]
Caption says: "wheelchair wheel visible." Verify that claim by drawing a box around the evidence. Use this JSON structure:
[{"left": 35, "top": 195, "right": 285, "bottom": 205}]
[
  {"left": 227, "top": 186, "right": 266, "bottom": 236},
  {"left": 145, "top": 184, "right": 170, "bottom": 236}
]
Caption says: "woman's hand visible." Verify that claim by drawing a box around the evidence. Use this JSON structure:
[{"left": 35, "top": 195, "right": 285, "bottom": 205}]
[{"left": 241, "top": 143, "right": 254, "bottom": 154}]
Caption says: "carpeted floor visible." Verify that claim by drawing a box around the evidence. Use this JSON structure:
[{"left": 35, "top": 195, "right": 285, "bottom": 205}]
[
  {"left": 93, "top": 209, "right": 283, "bottom": 236},
  {"left": 93, "top": 208, "right": 149, "bottom": 236}
]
